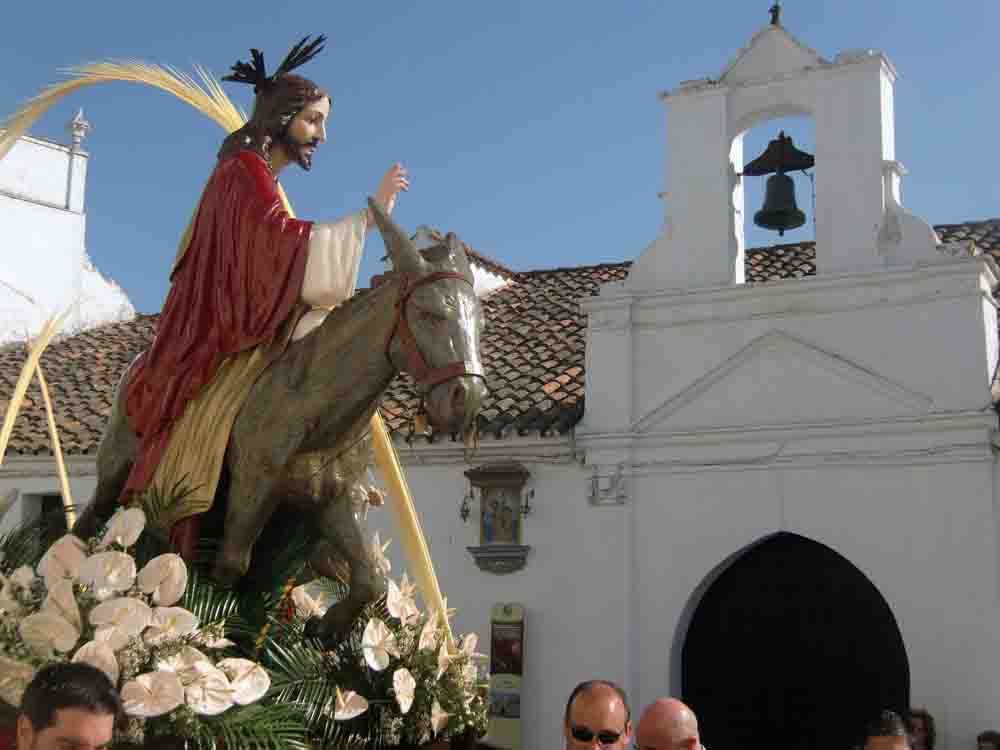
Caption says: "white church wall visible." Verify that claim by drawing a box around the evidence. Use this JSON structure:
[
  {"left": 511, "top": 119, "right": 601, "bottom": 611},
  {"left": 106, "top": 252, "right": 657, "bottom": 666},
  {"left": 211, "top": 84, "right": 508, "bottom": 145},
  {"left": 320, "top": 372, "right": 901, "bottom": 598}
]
[
  {"left": 0, "top": 135, "right": 83, "bottom": 210},
  {"left": 0, "top": 459, "right": 98, "bottom": 536},
  {"left": 368, "top": 447, "right": 628, "bottom": 750}
]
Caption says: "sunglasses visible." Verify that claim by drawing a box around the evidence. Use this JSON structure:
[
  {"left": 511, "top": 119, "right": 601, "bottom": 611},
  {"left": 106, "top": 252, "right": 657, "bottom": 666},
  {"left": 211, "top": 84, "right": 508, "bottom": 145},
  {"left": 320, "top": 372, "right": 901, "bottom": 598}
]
[{"left": 571, "top": 726, "right": 625, "bottom": 746}]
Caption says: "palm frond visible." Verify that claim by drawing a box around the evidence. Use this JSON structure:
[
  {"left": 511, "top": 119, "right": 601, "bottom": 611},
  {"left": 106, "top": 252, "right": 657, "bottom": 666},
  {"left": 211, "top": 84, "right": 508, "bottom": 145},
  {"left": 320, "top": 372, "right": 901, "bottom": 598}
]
[
  {"left": 182, "top": 568, "right": 240, "bottom": 626},
  {"left": 186, "top": 702, "right": 309, "bottom": 750},
  {"left": 0, "top": 61, "right": 247, "bottom": 161}
]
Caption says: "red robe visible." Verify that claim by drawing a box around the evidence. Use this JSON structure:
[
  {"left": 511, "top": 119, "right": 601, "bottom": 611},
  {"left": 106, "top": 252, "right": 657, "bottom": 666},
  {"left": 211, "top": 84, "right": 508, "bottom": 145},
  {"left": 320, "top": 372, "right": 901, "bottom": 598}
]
[{"left": 122, "top": 150, "right": 312, "bottom": 495}]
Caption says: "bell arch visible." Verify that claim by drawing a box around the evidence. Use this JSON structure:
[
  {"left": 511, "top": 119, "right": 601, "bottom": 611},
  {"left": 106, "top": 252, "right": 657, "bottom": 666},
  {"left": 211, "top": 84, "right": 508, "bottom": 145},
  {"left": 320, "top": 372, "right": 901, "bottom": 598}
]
[{"left": 677, "top": 532, "right": 909, "bottom": 750}]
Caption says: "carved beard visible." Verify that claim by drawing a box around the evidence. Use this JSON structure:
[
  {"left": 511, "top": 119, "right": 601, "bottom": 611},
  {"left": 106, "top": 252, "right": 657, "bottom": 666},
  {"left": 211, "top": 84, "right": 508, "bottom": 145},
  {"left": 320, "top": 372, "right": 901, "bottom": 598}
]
[{"left": 278, "top": 130, "right": 319, "bottom": 171}]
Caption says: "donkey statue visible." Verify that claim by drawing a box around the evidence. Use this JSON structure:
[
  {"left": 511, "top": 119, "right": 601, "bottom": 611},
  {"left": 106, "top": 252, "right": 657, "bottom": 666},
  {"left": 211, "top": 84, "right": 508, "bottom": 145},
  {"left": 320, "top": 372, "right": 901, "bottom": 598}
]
[{"left": 75, "top": 200, "right": 488, "bottom": 644}]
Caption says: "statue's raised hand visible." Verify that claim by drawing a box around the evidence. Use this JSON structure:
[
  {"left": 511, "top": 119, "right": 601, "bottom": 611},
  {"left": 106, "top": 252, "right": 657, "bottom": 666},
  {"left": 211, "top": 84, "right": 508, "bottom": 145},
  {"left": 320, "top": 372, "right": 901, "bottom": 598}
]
[{"left": 369, "top": 163, "right": 409, "bottom": 226}]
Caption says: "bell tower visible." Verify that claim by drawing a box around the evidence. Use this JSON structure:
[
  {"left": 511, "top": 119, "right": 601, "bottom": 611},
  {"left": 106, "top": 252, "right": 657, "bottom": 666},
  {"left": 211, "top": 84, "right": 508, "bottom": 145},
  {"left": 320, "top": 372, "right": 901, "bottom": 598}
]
[{"left": 628, "top": 6, "right": 939, "bottom": 292}]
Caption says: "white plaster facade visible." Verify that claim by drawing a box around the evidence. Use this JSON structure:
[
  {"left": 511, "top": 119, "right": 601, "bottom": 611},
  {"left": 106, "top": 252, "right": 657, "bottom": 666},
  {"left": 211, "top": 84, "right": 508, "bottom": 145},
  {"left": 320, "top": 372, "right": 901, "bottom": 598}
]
[
  {"left": 1, "top": 18, "right": 998, "bottom": 750},
  {"left": 0, "top": 116, "right": 134, "bottom": 345}
]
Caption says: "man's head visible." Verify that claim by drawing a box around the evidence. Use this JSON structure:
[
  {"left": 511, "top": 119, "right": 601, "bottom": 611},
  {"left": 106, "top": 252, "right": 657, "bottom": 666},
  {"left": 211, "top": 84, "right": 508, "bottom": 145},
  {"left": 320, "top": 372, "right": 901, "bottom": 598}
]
[
  {"left": 907, "top": 709, "right": 935, "bottom": 750},
  {"left": 864, "top": 711, "right": 911, "bottom": 750},
  {"left": 977, "top": 730, "right": 1000, "bottom": 750},
  {"left": 220, "top": 36, "right": 331, "bottom": 171},
  {"left": 564, "top": 680, "right": 632, "bottom": 750},
  {"left": 635, "top": 698, "right": 700, "bottom": 750},
  {"left": 16, "top": 663, "right": 121, "bottom": 750}
]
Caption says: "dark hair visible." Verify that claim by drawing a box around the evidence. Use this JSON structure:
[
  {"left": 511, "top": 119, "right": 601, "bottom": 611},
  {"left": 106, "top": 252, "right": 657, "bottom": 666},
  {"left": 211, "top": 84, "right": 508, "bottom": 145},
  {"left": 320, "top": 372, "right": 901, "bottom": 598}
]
[
  {"left": 218, "top": 73, "right": 330, "bottom": 165},
  {"left": 978, "top": 731, "right": 1000, "bottom": 746},
  {"left": 866, "top": 711, "right": 910, "bottom": 741},
  {"left": 20, "top": 663, "right": 122, "bottom": 732},
  {"left": 907, "top": 708, "right": 936, "bottom": 750},
  {"left": 564, "top": 680, "right": 631, "bottom": 726}
]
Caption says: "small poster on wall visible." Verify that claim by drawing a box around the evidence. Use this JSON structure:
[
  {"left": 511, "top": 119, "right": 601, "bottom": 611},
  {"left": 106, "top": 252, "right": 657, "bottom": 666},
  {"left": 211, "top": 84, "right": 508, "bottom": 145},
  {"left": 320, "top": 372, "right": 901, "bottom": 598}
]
[{"left": 488, "top": 603, "right": 525, "bottom": 750}]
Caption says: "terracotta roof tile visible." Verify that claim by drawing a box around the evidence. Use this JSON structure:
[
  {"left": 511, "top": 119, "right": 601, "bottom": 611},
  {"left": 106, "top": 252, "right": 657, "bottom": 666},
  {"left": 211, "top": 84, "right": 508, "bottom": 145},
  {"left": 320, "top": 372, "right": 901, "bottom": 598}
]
[{"left": 5, "top": 219, "right": 1000, "bottom": 454}]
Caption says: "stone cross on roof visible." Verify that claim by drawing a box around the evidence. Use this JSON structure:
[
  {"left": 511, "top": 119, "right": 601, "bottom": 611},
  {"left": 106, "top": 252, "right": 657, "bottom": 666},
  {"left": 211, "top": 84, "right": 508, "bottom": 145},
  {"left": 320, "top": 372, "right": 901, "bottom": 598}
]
[{"left": 769, "top": 2, "right": 782, "bottom": 25}]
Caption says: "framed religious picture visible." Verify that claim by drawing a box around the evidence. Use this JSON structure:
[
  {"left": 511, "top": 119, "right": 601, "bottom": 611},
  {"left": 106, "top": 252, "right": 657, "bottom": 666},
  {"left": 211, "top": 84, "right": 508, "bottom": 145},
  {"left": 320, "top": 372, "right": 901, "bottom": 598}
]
[
  {"left": 464, "top": 463, "right": 532, "bottom": 574},
  {"left": 481, "top": 485, "right": 522, "bottom": 546}
]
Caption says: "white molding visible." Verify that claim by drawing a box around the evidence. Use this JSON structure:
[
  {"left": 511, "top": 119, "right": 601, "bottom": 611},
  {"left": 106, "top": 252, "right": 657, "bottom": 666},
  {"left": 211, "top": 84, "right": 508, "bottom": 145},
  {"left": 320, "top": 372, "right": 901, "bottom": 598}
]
[
  {"left": 631, "top": 330, "right": 934, "bottom": 434},
  {"left": 388, "top": 433, "right": 578, "bottom": 468},
  {"left": 0, "top": 456, "right": 97, "bottom": 479}
]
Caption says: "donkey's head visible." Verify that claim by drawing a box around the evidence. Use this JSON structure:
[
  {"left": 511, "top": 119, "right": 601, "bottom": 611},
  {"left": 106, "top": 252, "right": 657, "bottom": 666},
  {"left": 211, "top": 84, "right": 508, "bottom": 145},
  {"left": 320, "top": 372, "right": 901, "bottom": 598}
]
[{"left": 370, "top": 199, "right": 487, "bottom": 435}]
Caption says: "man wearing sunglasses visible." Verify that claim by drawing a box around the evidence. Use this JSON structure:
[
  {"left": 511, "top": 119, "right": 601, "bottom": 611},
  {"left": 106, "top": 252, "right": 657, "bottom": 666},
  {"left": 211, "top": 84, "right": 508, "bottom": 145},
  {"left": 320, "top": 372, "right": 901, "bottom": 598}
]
[
  {"left": 634, "top": 698, "right": 702, "bottom": 750},
  {"left": 564, "top": 680, "right": 633, "bottom": 750}
]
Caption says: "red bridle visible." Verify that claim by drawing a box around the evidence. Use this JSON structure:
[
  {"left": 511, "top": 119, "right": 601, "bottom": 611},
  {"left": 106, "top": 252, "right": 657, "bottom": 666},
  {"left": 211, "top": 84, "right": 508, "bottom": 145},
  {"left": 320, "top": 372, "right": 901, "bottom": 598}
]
[{"left": 385, "top": 270, "right": 485, "bottom": 390}]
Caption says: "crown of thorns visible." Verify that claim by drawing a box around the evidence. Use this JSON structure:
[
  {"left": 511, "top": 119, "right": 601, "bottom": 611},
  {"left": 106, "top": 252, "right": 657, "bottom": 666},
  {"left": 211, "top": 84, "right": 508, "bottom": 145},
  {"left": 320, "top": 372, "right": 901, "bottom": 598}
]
[{"left": 222, "top": 35, "right": 326, "bottom": 94}]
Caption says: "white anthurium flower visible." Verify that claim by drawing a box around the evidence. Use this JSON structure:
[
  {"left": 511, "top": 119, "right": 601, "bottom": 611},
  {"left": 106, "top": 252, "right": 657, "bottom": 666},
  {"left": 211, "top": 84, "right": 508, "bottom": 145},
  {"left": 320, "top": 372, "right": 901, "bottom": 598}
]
[
  {"left": 217, "top": 658, "right": 270, "bottom": 705},
  {"left": 42, "top": 579, "right": 82, "bottom": 631},
  {"left": 393, "top": 667, "right": 416, "bottom": 715},
  {"left": 430, "top": 699, "right": 450, "bottom": 735},
  {"left": 387, "top": 574, "right": 419, "bottom": 625},
  {"left": 37, "top": 534, "right": 87, "bottom": 586},
  {"left": 361, "top": 618, "right": 399, "bottom": 672},
  {"left": 290, "top": 580, "right": 335, "bottom": 619},
  {"left": 78, "top": 551, "right": 136, "bottom": 600},
  {"left": 98, "top": 507, "right": 146, "bottom": 550},
  {"left": 185, "top": 663, "right": 234, "bottom": 716},
  {"left": 0, "top": 654, "right": 36, "bottom": 707},
  {"left": 369, "top": 532, "right": 391, "bottom": 577},
  {"left": 435, "top": 641, "right": 454, "bottom": 680},
  {"left": 121, "top": 671, "right": 185, "bottom": 718},
  {"left": 156, "top": 646, "right": 213, "bottom": 684},
  {"left": 20, "top": 611, "right": 79, "bottom": 658},
  {"left": 90, "top": 597, "right": 152, "bottom": 652},
  {"left": 463, "top": 662, "right": 478, "bottom": 688},
  {"left": 192, "top": 628, "right": 235, "bottom": 650},
  {"left": 144, "top": 606, "right": 199, "bottom": 645},
  {"left": 459, "top": 633, "right": 485, "bottom": 659},
  {"left": 418, "top": 612, "right": 440, "bottom": 652},
  {"left": 136, "top": 554, "right": 188, "bottom": 606},
  {"left": 72, "top": 641, "right": 120, "bottom": 685},
  {"left": 333, "top": 687, "right": 369, "bottom": 720}
]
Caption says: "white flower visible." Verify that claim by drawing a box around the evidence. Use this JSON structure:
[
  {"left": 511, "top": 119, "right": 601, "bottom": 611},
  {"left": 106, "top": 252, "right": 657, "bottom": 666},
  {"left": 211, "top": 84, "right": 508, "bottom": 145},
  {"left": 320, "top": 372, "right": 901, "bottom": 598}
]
[
  {"left": 20, "top": 611, "right": 79, "bottom": 657},
  {"left": 0, "top": 577, "right": 25, "bottom": 617},
  {"left": 157, "top": 646, "right": 213, "bottom": 683},
  {"left": 431, "top": 699, "right": 450, "bottom": 734},
  {"left": 90, "top": 597, "right": 152, "bottom": 652},
  {"left": 137, "top": 554, "right": 188, "bottom": 606},
  {"left": 463, "top": 662, "right": 478, "bottom": 688},
  {"left": 290, "top": 580, "right": 335, "bottom": 619},
  {"left": 121, "top": 671, "right": 185, "bottom": 718},
  {"left": 387, "top": 574, "right": 419, "bottom": 625},
  {"left": 369, "top": 532, "right": 391, "bottom": 577},
  {"left": 72, "top": 641, "right": 120, "bottom": 685},
  {"left": 192, "top": 627, "right": 235, "bottom": 650},
  {"left": 144, "top": 606, "right": 199, "bottom": 645},
  {"left": 393, "top": 667, "right": 416, "bottom": 715},
  {"left": 361, "top": 618, "right": 399, "bottom": 671},
  {"left": 42, "top": 579, "right": 81, "bottom": 631},
  {"left": 459, "top": 633, "right": 485, "bottom": 659},
  {"left": 78, "top": 552, "right": 136, "bottom": 600},
  {"left": 334, "top": 687, "right": 369, "bottom": 720},
  {"left": 0, "top": 654, "right": 36, "bottom": 707},
  {"left": 37, "top": 535, "right": 87, "bottom": 586},
  {"left": 185, "top": 663, "right": 234, "bottom": 715},
  {"left": 98, "top": 507, "right": 146, "bottom": 550},
  {"left": 217, "top": 658, "right": 270, "bottom": 705},
  {"left": 419, "top": 612, "right": 440, "bottom": 652},
  {"left": 10, "top": 566, "right": 35, "bottom": 588},
  {"left": 435, "top": 641, "right": 453, "bottom": 680}
]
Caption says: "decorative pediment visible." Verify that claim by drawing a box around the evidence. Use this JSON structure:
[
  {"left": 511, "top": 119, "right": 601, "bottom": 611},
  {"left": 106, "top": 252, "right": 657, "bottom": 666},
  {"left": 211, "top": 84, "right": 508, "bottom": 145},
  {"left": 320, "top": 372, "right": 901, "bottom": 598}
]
[
  {"left": 720, "top": 25, "right": 827, "bottom": 86},
  {"left": 633, "top": 331, "right": 933, "bottom": 433}
]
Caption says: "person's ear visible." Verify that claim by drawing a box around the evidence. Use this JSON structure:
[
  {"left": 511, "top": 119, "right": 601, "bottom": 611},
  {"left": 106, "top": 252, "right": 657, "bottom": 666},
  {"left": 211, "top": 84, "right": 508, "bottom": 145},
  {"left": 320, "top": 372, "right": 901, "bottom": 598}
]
[
  {"left": 17, "top": 715, "right": 35, "bottom": 750},
  {"left": 624, "top": 721, "right": 634, "bottom": 742},
  {"left": 682, "top": 737, "right": 699, "bottom": 750}
]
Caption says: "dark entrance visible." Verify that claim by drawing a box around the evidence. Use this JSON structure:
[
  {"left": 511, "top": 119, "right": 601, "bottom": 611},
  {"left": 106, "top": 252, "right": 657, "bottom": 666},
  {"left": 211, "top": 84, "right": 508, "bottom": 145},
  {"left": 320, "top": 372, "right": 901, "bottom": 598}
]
[{"left": 682, "top": 533, "right": 909, "bottom": 750}]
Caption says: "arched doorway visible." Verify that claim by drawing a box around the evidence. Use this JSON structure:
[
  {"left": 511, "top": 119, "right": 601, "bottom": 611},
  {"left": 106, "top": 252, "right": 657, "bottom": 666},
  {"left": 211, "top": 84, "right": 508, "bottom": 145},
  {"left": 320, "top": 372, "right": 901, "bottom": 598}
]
[{"left": 682, "top": 533, "right": 909, "bottom": 750}]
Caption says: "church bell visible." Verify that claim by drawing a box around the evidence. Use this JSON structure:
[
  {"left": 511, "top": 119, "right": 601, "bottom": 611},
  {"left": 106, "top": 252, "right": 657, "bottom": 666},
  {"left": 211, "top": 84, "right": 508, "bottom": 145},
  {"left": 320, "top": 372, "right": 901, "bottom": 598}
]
[
  {"left": 742, "top": 130, "right": 814, "bottom": 236},
  {"left": 754, "top": 172, "right": 805, "bottom": 235}
]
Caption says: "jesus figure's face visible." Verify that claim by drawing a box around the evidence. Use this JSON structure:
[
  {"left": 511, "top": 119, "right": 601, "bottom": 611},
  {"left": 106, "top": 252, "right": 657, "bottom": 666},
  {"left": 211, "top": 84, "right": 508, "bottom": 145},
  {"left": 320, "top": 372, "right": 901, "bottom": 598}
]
[{"left": 278, "top": 97, "right": 330, "bottom": 171}]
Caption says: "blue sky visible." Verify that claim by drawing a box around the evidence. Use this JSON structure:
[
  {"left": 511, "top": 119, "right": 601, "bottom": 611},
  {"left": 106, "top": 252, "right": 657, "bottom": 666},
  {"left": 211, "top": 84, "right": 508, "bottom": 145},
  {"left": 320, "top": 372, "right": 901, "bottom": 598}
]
[{"left": 2, "top": 1, "right": 997, "bottom": 313}]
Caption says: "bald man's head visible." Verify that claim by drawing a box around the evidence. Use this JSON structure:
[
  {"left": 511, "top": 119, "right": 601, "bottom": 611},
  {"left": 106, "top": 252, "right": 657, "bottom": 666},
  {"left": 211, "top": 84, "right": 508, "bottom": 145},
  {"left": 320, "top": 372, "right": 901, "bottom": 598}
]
[
  {"left": 635, "top": 699, "right": 700, "bottom": 750},
  {"left": 564, "top": 681, "right": 632, "bottom": 750}
]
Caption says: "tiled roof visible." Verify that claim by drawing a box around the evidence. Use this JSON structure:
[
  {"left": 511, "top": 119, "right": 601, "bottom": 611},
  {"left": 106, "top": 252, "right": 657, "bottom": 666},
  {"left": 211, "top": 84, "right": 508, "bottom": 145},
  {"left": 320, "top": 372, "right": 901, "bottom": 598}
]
[{"left": 3, "top": 219, "right": 999, "bottom": 455}]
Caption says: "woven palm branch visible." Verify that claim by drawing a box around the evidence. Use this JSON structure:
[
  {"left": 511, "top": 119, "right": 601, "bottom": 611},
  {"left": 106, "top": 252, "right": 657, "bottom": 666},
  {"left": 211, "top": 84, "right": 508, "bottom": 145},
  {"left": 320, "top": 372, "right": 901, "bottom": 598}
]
[{"left": 0, "top": 61, "right": 246, "bottom": 161}]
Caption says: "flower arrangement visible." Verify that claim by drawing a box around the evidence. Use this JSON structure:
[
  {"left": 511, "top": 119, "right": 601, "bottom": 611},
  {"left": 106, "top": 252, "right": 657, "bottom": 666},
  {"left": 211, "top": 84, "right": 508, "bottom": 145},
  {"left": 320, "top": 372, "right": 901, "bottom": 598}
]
[
  {"left": 0, "top": 507, "right": 279, "bottom": 747},
  {"left": 269, "top": 539, "right": 490, "bottom": 749}
]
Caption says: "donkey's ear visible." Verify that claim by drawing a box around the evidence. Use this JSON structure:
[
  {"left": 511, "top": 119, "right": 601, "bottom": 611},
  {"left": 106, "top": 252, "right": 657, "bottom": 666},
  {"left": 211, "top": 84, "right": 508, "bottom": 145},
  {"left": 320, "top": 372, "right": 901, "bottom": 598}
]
[
  {"left": 369, "top": 198, "right": 426, "bottom": 274},
  {"left": 445, "top": 232, "right": 472, "bottom": 269}
]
